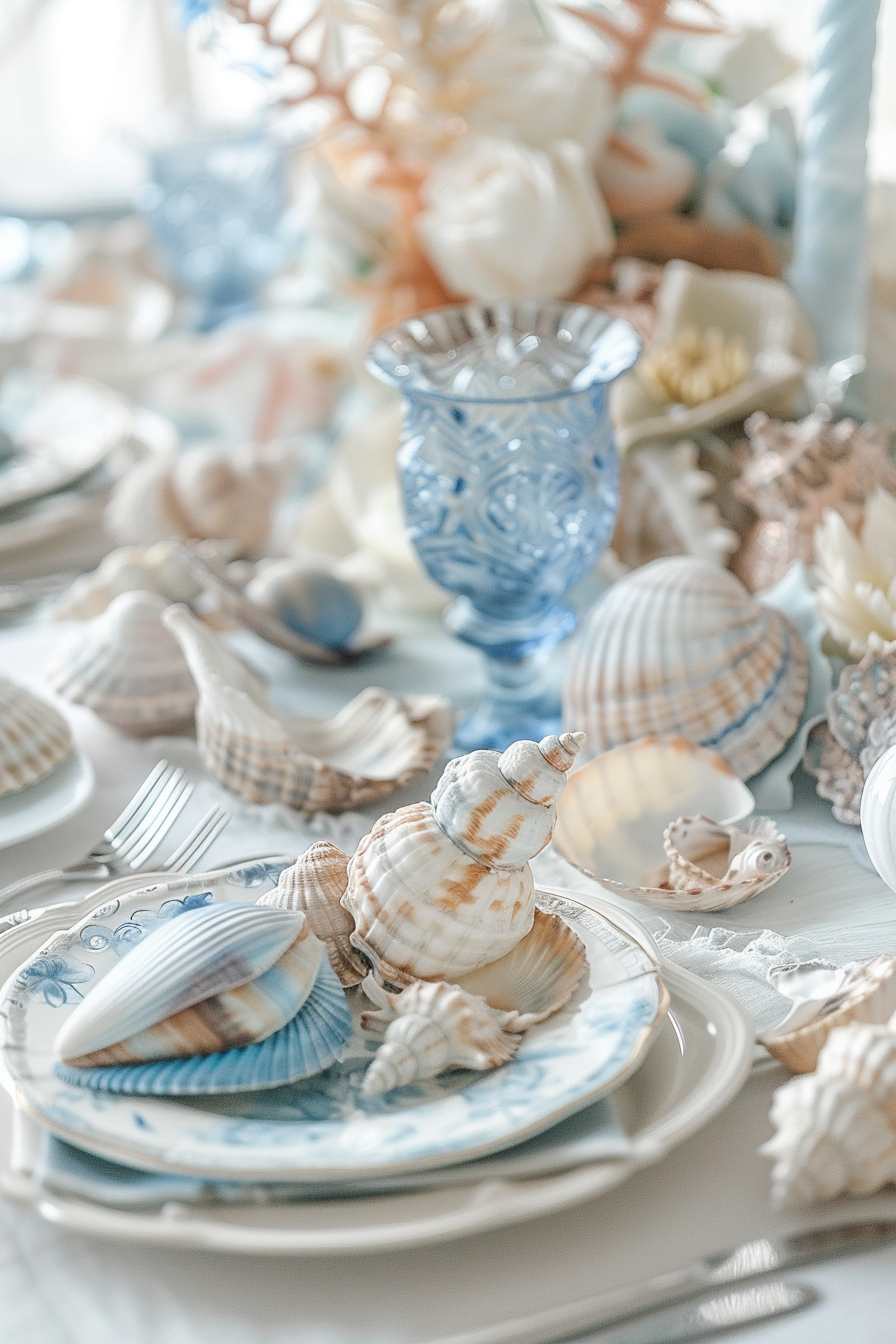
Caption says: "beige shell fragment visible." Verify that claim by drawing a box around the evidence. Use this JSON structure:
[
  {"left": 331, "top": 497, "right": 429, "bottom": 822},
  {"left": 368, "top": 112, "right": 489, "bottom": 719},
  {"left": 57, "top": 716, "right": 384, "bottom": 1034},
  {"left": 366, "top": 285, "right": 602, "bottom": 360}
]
[{"left": 759, "top": 954, "right": 896, "bottom": 1074}]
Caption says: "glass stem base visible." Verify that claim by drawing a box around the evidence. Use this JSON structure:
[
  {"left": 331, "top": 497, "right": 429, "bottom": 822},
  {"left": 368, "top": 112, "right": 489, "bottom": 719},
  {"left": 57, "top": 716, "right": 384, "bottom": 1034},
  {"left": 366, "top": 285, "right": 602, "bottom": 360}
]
[{"left": 454, "top": 650, "right": 561, "bottom": 753}]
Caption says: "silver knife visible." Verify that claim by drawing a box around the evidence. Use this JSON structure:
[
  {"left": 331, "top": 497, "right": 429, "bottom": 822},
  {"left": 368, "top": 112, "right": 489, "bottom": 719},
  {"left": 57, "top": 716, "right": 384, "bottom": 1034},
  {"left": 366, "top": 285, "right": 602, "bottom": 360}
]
[
  {"left": 428, "top": 1220, "right": 896, "bottom": 1344},
  {"left": 574, "top": 1280, "right": 817, "bottom": 1343}
]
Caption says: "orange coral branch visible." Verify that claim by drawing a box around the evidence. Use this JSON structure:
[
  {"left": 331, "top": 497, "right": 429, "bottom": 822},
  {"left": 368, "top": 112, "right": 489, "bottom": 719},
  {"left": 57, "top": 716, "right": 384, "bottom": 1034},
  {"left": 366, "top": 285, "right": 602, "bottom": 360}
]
[{"left": 561, "top": 0, "right": 721, "bottom": 104}]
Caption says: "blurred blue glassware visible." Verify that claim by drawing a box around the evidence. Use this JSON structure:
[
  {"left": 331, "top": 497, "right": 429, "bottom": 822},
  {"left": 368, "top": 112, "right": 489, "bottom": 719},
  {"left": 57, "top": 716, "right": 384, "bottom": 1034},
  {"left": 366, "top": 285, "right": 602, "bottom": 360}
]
[
  {"left": 367, "top": 302, "right": 639, "bottom": 751},
  {"left": 137, "top": 129, "right": 287, "bottom": 330}
]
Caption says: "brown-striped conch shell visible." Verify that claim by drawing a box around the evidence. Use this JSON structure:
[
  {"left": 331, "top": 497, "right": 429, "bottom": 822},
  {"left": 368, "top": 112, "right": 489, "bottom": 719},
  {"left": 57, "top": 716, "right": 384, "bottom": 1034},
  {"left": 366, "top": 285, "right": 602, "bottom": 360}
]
[
  {"left": 162, "top": 604, "right": 453, "bottom": 813},
  {"left": 343, "top": 732, "right": 584, "bottom": 986},
  {"left": 359, "top": 978, "right": 521, "bottom": 1095},
  {"left": 0, "top": 675, "right": 72, "bottom": 798},
  {"left": 257, "top": 842, "right": 367, "bottom": 986},
  {"left": 758, "top": 954, "right": 896, "bottom": 1074}
]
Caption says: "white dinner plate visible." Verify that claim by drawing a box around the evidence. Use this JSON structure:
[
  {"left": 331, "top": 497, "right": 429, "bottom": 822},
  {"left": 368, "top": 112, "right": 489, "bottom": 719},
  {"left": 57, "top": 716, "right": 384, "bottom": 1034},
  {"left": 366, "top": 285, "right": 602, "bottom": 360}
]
[
  {"left": 0, "top": 749, "right": 94, "bottom": 852},
  {"left": 0, "top": 887, "right": 753, "bottom": 1253},
  {"left": 1, "top": 867, "right": 667, "bottom": 1180}
]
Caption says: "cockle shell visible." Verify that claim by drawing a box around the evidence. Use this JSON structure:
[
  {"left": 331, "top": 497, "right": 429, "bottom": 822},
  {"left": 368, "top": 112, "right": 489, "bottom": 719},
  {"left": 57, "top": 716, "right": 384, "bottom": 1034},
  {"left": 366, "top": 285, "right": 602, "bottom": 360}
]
[
  {"left": 359, "top": 979, "right": 521, "bottom": 1096},
  {"left": 817, "top": 1021, "right": 896, "bottom": 1125},
  {"left": 343, "top": 734, "right": 583, "bottom": 986},
  {"left": 0, "top": 676, "right": 72, "bottom": 798},
  {"left": 563, "top": 557, "right": 809, "bottom": 780},
  {"left": 257, "top": 842, "right": 367, "bottom": 986},
  {"left": 761, "top": 1073, "right": 896, "bottom": 1207},
  {"left": 162, "top": 604, "right": 453, "bottom": 813},
  {"left": 758, "top": 955, "right": 896, "bottom": 1073},
  {"left": 45, "top": 591, "right": 197, "bottom": 736}
]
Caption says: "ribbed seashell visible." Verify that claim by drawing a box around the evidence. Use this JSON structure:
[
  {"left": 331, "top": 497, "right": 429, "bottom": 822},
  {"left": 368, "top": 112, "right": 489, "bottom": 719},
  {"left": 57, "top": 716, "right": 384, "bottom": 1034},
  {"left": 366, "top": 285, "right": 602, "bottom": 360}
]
[
  {"left": 761, "top": 1073, "right": 896, "bottom": 1208},
  {"left": 343, "top": 734, "right": 583, "bottom": 986},
  {"left": 360, "top": 980, "right": 521, "bottom": 1096},
  {"left": 162, "top": 604, "right": 452, "bottom": 813},
  {"left": 563, "top": 557, "right": 809, "bottom": 780},
  {"left": 55, "top": 904, "right": 306, "bottom": 1064},
  {"left": 56, "top": 956, "right": 353, "bottom": 1096},
  {"left": 0, "top": 675, "right": 72, "bottom": 798},
  {"left": 46, "top": 591, "right": 197, "bottom": 736},
  {"left": 257, "top": 842, "right": 367, "bottom": 985},
  {"left": 758, "top": 954, "right": 896, "bottom": 1074},
  {"left": 816, "top": 1022, "right": 896, "bottom": 1125},
  {"left": 456, "top": 907, "right": 588, "bottom": 1031},
  {"left": 552, "top": 736, "right": 756, "bottom": 909},
  {"left": 653, "top": 814, "right": 791, "bottom": 911}
]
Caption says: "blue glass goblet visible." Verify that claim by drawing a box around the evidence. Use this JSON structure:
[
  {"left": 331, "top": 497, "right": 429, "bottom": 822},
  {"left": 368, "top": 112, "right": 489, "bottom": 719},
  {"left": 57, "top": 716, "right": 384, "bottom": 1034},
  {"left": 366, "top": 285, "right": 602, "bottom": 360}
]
[{"left": 368, "top": 301, "right": 639, "bottom": 751}]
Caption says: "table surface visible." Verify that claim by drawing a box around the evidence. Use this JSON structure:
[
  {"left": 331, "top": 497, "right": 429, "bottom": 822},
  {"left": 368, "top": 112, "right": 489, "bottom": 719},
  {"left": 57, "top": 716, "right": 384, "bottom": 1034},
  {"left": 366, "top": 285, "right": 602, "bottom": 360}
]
[{"left": 1, "top": 620, "right": 896, "bottom": 1344}]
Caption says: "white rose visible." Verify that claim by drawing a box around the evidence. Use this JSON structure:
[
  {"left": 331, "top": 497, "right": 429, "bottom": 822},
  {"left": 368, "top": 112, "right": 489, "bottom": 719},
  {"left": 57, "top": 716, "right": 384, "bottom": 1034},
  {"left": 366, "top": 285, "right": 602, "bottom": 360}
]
[{"left": 417, "top": 135, "right": 614, "bottom": 301}]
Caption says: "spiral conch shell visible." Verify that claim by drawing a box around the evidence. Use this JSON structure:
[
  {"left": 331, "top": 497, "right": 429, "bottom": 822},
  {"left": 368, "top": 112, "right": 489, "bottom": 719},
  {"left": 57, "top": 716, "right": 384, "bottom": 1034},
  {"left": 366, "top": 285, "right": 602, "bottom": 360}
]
[
  {"left": 343, "top": 733, "right": 584, "bottom": 986},
  {"left": 360, "top": 979, "right": 521, "bottom": 1096},
  {"left": 257, "top": 842, "right": 367, "bottom": 986}
]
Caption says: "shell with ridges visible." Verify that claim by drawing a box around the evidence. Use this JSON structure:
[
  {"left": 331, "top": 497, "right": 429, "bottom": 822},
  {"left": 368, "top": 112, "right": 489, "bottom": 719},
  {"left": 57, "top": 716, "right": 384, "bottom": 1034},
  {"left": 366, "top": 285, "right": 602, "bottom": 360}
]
[
  {"left": 360, "top": 980, "right": 521, "bottom": 1096},
  {"left": 46, "top": 591, "right": 197, "bottom": 736},
  {"left": 0, "top": 676, "right": 72, "bottom": 798},
  {"left": 456, "top": 906, "right": 588, "bottom": 1031},
  {"left": 161, "top": 603, "right": 453, "bottom": 813},
  {"left": 657, "top": 814, "right": 791, "bottom": 909},
  {"left": 256, "top": 842, "right": 366, "bottom": 985},
  {"left": 861, "top": 742, "right": 896, "bottom": 891},
  {"left": 816, "top": 1022, "right": 896, "bottom": 1125},
  {"left": 758, "top": 954, "right": 896, "bottom": 1074},
  {"left": 563, "top": 557, "right": 809, "bottom": 780}
]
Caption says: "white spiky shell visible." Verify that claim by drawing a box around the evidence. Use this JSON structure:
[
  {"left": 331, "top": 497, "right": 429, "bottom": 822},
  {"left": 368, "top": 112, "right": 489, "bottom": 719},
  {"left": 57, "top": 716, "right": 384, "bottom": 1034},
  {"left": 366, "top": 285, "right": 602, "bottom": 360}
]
[
  {"left": 563, "top": 557, "right": 809, "bottom": 780},
  {"left": 360, "top": 979, "right": 521, "bottom": 1095},
  {"left": 761, "top": 1073, "right": 896, "bottom": 1208},
  {"left": 343, "top": 734, "right": 583, "bottom": 986},
  {"left": 0, "top": 676, "right": 72, "bottom": 798},
  {"left": 162, "top": 604, "right": 453, "bottom": 813},
  {"left": 817, "top": 1022, "right": 896, "bottom": 1126},
  {"left": 759, "top": 954, "right": 896, "bottom": 1074},
  {"left": 257, "top": 842, "right": 367, "bottom": 985},
  {"left": 46, "top": 591, "right": 197, "bottom": 736}
]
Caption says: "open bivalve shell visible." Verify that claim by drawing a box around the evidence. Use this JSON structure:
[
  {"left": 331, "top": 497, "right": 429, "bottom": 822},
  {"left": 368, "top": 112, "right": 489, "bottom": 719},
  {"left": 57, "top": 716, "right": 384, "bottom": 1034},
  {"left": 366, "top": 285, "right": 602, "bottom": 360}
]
[
  {"left": 552, "top": 736, "right": 756, "bottom": 907},
  {"left": 46, "top": 590, "right": 197, "bottom": 736},
  {"left": 162, "top": 604, "right": 453, "bottom": 813},
  {"left": 0, "top": 675, "right": 72, "bottom": 798},
  {"left": 563, "top": 557, "right": 809, "bottom": 780},
  {"left": 758, "top": 955, "right": 896, "bottom": 1073},
  {"left": 54, "top": 903, "right": 353, "bottom": 1095}
]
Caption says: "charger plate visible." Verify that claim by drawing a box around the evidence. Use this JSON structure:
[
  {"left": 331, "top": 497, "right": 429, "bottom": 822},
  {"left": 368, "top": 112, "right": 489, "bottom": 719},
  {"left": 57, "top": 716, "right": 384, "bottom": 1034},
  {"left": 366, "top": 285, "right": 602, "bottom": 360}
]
[{"left": 0, "top": 864, "right": 667, "bottom": 1181}]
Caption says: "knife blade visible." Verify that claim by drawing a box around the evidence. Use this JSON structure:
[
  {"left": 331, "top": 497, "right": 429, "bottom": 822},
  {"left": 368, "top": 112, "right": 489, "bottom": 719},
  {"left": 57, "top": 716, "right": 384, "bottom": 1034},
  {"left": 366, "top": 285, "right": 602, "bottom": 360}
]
[
  {"left": 574, "top": 1280, "right": 817, "bottom": 1344},
  {"left": 427, "top": 1220, "right": 896, "bottom": 1344}
]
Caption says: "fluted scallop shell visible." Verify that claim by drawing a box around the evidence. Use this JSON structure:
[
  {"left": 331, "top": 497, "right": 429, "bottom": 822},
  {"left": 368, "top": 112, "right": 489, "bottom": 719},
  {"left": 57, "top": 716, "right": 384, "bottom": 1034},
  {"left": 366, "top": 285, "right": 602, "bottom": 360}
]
[
  {"left": 257, "top": 842, "right": 367, "bottom": 985},
  {"left": 0, "top": 675, "right": 72, "bottom": 798},
  {"left": 54, "top": 904, "right": 305, "bottom": 1063},
  {"left": 758, "top": 954, "right": 896, "bottom": 1074},
  {"left": 162, "top": 603, "right": 452, "bottom": 813},
  {"left": 46, "top": 591, "right": 197, "bottom": 736},
  {"left": 456, "top": 907, "right": 588, "bottom": 1031},
  {"left": 360, "top": 980, "right": 521, "bottom": 1095},
  {"left": 817, "top": 1022, "right": 896, "bottom": 1126},
  {"left": 56, "top": 956, "right": 353, "bottom": 1095},
  {"left": 761, "top": 1073, "right": 896, "bottom": 1207},
  {"left": 563, "top": 557, "right": 809, "bottom": 780},
  {"left": 553, "top": 736, "right": 756, "bottom": 909}
]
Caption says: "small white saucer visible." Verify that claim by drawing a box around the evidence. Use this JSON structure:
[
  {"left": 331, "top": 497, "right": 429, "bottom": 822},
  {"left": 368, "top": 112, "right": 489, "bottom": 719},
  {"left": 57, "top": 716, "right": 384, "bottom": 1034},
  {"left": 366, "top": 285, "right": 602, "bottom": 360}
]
[{"left": 0, "top": 750, "right": 95, "bottom": 851}]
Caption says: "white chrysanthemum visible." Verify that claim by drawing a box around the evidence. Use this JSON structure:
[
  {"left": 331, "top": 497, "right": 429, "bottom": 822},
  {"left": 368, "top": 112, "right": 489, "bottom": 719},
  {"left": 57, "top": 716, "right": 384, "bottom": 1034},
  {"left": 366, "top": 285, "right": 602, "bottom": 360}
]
[{"left": 815, "top": 489, "right": 896, "bottom": 657}]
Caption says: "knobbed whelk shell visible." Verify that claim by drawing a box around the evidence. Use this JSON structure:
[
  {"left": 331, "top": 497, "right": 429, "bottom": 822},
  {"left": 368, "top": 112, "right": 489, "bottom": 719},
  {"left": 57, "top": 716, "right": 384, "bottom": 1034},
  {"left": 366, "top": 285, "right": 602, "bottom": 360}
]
[
  {"left": 817, "top": 1021, "right": 896, "bottom": 1125},
  {"left": 0, "top": 676, "right": 72, "bottom": 797},
  {"left": 46, "top": 591, "right": 197, "bottom": 736},
  {"left": 563, "top": 557, "right": 809, "bottom": 780},
  {"left": 758, "top": 954, "right": 896, "bottom": 1073},
  {"left": 343, "top": 733, "right": 584, "bottom": 986},
  {"left": 360, "top": 979, "right": 521, "bottom": 1095},
  {"left": 257, "top": 842, "right": 367, "bottom": 985},
  {"left": 162, "top": 604, "right": 453, "bottom": 813}
]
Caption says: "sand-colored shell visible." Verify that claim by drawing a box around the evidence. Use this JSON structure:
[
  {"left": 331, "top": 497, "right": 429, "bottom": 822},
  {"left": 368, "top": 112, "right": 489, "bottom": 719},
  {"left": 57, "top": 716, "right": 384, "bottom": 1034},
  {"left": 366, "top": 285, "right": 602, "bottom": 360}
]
[
  {"left": 761, "top": 1073, "right": 896, "bottom": 1208},
  {"left": 360, "top": 979, "right": 521, "bottom": 1095},
  {"left": 0, "top": 675, "right": 72, "bottom": 798},
  {"left": 563, "top": 557, "right": 809, "bottom": 780},
  {"left": 456, "top": 906, "right": 588, "bottom": 1032},
  {"left": 553, "top": 735, "right": 755, "bottom": 904},
  {"left": 817, "top": 1021, "right": 896, "bottom": 1125},
  {"left": 657, "top": 814, "right": 790, "bottom": 910},
  {"left": 46, "top": 591, "right": 197, "bottom": 736},
  {"left": 162, "top": 604, "right": 452, "bottom": 813},
  {"left": 50, "top": 541, "right": 209, "bottom": 620},
  {"left": 257, "top": 842, "right": 367, "bottom": 985},
  {"left": 759, "top": 955, "right": 896, "bottom": 1074},
  {"left": 343, "top": 734, "right": 583, "bottom": 986}
]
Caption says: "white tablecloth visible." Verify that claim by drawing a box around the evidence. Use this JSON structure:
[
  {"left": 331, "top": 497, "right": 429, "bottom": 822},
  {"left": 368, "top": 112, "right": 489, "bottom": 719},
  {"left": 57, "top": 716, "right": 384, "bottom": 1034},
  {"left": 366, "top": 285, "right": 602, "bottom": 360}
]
[{"left": 2, "top": 620, "right": 896, "bottom": 1344}]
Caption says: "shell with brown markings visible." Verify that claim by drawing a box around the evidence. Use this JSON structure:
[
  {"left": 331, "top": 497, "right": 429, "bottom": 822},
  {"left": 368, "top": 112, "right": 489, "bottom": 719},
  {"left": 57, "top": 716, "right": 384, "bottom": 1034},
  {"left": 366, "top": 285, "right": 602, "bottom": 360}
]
[{"left": 257, "top": 842, "right": 367, "bottom": 985}]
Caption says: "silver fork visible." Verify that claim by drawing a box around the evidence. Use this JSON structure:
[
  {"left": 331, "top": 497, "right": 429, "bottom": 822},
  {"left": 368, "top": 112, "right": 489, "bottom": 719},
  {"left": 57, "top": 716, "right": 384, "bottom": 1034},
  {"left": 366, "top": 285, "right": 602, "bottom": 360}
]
[{"left": 0, "top": 761, "right": 230, "bottom": 910}]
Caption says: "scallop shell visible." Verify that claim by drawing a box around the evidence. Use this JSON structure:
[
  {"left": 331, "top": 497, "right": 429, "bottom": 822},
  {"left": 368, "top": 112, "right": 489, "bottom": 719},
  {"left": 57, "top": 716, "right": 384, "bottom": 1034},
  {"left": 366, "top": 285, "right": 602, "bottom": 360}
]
[
  {"left": 360, "top": 980, "right": 521, "bottom": 1095},
  {"left": 257, "top": 842, "right": 367, "bottom": 985},
  {"left": 343, "top": 734, "right": 583, "bottom": 986},
  {"left": 456, "top": 906, "right": 588, "bottom": 1031},
  {"left": 552, "top": 735, "right": 756, "bottom": 906},
  {"left": 817, "top": 1021, "right": 896, "bottom": 1125},
  {"left": 46, "top": 591, "right": 197, "bottom": 736},
  {"left": 761, "top": 1073, "right": 896, "bottom": 1207},
  {"left": 758, "top": 954, "right": 896, "bottom": 1074},
  {"left": 162, "top": 604, "right": 452, "bottom": 813},
  {"left": 0, "top": 675, "right": 72, "bottom": 798},
  {"left": 563, "top": 557, "right": 809, "bottom": 780}
]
